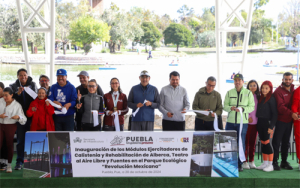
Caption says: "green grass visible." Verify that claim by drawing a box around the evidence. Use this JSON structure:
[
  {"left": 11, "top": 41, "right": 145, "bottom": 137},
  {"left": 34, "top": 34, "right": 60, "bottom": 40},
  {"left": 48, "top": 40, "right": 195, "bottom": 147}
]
[{"left": 23, "top": 169, "right": 47, "bottom": 178}]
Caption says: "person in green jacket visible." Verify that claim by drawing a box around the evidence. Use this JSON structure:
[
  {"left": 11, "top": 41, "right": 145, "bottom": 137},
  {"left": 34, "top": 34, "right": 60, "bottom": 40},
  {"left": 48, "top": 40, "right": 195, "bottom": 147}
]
[
  {"left": 192, "top": 76, "right": 223, "bottom": 130},
  {"left": 224, "top": 73, "right": 255, "bottom": 172}
]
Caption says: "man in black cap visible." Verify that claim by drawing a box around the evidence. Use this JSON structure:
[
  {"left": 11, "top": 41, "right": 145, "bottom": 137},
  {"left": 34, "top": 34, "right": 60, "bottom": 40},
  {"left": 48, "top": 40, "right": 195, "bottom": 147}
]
[{"left": 75, "top": 71, "right": 104, "bottom": 131}]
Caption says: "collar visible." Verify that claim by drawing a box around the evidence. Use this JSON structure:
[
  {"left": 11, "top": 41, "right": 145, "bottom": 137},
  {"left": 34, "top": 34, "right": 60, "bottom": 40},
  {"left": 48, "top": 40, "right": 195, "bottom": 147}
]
[
  {"left": 113, "top": 91, "right": 119, "bottom": 95},
  {"left": 169, "top": 84, "right": 180, "bottom": 90}
]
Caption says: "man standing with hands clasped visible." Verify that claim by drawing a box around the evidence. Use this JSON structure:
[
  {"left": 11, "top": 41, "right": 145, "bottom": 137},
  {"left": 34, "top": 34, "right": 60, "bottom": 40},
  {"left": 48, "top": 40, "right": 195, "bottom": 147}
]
[
  {"left": 128, "top": 70, "right": 160, "bottom": 131},
  {"left": 159, "top": 71, "right": 190, "bottom": 131},
  {"left": 223, "top": 73, "right": 255, "bottom": 172}
]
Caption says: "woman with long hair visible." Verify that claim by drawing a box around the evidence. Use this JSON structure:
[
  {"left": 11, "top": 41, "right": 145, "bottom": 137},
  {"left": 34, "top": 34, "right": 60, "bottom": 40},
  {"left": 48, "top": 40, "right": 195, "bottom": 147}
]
[
  {"left": 103, "top": 78, "right": 128, "bottom": 131},
  {"left": 256, "top": 81, "right": 277, "bottom": 172},
  {"left": 242, "top": 80, "right": 260, "bottom": 169}
]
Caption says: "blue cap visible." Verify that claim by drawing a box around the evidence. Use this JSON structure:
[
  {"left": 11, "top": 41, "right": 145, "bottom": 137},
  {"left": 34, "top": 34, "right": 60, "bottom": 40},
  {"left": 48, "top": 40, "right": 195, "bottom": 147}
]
[{"left": 56, "top": 69, "right": 67, "bottom": 76}]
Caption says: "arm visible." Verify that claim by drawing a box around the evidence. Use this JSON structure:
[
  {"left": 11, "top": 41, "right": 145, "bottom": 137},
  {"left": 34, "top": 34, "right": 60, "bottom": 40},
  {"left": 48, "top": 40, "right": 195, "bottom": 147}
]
[
  {"left": 243, "top": 91, "right": 255, "bottom": 114},
  {"left": 78, "top": 97, "right": 85, "bottom": 114},
  {"left": 192, "top": 92, "right": 204, "bottom": 111},
  {"left": 45, "top": 101, "right": 55, "bottom": 116},
  {"left": 215, "top": 93, "right": 223, "bottom": 116},
  {"left": 223, "top": 91, "right": 232, "bottom": 112},
  {"left": 16, "top": 106, "right": 27, "bottom": 125},
  {"left": 26, "top": 101, "right": 36, "bottom": 118},
  {"left": 97, "top": 85, "right": 104, "bottom": 96},
  {"left": 120, "top": 94, "right": 129, "bottom": 116},
  {"left": 274, "top": 90, "right": 293, "bottom": 117},
  {"left": 158, "top": 88, "right": 168, "bottom": 115},
  {"left": 269, "top": 97, "right": 278, "bottom": 129},
  {"left": 69, "top": 86, "right": 78, "bottom": 107},
  {"left": 292, "top": 88, "right": 300, "bottom": 113},
  {"left": 150, "top": 87, "right": 160, "bottom": 109},
  {"left": 98, "top": 96, "right": 105, "bottom": 114},
  {"left": 183, "top": 88, "right": 190, "bottom": 110},
  {"left": 127, "top": 88, "right": 137, "bottom": 109},
  {"left": 48, "top": 86, "right": 54, "bottom": 101}
]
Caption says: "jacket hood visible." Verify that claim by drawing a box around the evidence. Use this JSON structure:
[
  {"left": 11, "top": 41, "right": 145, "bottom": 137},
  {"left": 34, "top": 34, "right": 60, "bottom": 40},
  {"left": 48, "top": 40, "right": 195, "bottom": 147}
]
[
  {"left": 56, "top": 80, "right": 70, "bottom": 88},
  {"left": 15, "top": 76, "right": 33, "bottom": 87}
]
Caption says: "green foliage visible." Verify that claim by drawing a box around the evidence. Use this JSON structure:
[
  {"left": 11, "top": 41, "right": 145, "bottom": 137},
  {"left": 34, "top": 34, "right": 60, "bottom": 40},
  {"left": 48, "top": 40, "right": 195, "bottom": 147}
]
[
  {"left": 2, "top": 45, "right": 9, "bottom": 48},
  {"left": 197, "top": 31, "right": 215, "bottom": 47},
  {"left": 140, "top": 22, "right": 162, "bottom": 50},
  {"left": 163, "top": 23, "right": 193, "bottom": 52},
  {"left": 69, "top": 16, "right": 110, "bottom": 54}
]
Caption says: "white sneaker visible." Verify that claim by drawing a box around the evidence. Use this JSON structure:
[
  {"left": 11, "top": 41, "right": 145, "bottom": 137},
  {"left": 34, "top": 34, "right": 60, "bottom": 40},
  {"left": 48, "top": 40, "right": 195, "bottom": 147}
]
[
  {"left": 242, "top": 162, "right": 250, "bottom": 169},
  {"left": 263, "top": 164, "right": 274, "bottom": 172},
  {"left": 256, "top": 163, "right": 268, "bottom": 170},
  {"left": 6, "top": 166, "right": 12, "bottom": 173},
  {"left": 249, "top": 161, "right": 257, "bottom": 169}
]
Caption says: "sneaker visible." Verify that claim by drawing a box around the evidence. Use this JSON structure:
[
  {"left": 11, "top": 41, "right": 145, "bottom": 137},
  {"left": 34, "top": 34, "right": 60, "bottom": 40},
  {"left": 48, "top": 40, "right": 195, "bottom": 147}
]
[
  {"left": 249, "top": 161, "right": 257, "bottom": 169},
  {"left": 6, "top": 166, "right": 12, "bottom": 173},
  {"left": 273, "top": 162, "right": 281, "bottom": 171},
  {"left": 263, "top": 164, "right": 274, "bottom": 172},
  {"left": 280, "top": 161, "right": 293, "bottom": 170},
  {"left": 238, "top": 164, "right": 243, "bottom": 172},
  {"left": 242, "top": 162, "right": 250, "bottom": 169},
  {"left": 256, "top": 163, "right": 268, "bottom": 170},
  {"left": 14, "top": 164, "right": 22, "bottom": 170},
  {"left": 0, "top": 163, "right": 7, "bottom": 171}
]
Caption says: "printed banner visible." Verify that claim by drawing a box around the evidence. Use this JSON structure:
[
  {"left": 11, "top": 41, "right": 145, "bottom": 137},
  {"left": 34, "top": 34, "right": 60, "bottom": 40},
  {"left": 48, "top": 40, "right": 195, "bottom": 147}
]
[{"left": 23, "top": 131, "right": 238, "bottom": 178}]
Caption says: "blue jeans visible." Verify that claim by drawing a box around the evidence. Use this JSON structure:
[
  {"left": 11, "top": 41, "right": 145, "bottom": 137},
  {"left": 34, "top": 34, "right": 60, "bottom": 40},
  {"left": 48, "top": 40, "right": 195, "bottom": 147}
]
[
  {"left": 225, "top": 122, "right": 248, "bottom": 165},
  {"left": 16, "top": 118, "right": 32, "bottom": 165},
  {"left": 53, "top": 115, "right": 75, "bottom": 131}
]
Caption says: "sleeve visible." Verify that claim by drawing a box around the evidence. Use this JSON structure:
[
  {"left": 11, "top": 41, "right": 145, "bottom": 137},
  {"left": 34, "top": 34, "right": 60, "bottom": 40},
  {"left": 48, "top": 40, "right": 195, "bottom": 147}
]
[
  {"left": 127, "top": 88, "right": 137, "bottom": 109},
  {"left": 48, "top": 86, "right": 55, "bottom": 101},
  {"left": 274, "top": 90, "right": 293, "bottom": 117},
  {"left": 103, "top": 95, "right": 110, "bottom": 115},
  {"left": 192, "top": 92, "right": 203, "bottom": 111},
  {"left": 223, "top": 91, "right": 232, "bottom": 112},
  {"left": 69, "top": 86, "right": 78, "bottom": 107},
  {"left": 158, "top": 88, "right": 168, "bottom": 115},
  {"left": 45, "top": 102, "right": 55, "bottom": 116},
  {"left": 183, "top": 88, "right": 190, "bottom": 110},
  {"left": 97, "top": 85, "right": 104, "bottom": 96},
  {"left": 243, "top": 91, "right": 255, "bottom": 114},
  {"left": 16, "top": 104, "right": 27, "bottom": 125},
  {"left": 98, "top": 96, "right": 105, "bottom": 115},
  {"left": 292, "top": 88, "right": 300, "bottom": 113},
  {"left": 215, "top": 93, "right": 223, "bottom": 116},
  {"left": 269, "top": 97, "right": 278, "bottom": 129},
  {"left": 33, "top": 83, "right": 38, "bottom": 93},
  {"left": 78, "top": 97, "right": 85, "bottom": 114},
  {"left": 119, "top": 94, "right": 129, "bottom": 116},
  {"left": 150, "top": 87, "right": 160, "bottom": 109},
  {"left": 26, "top": 101, "right": 36, "bottom": 118}
]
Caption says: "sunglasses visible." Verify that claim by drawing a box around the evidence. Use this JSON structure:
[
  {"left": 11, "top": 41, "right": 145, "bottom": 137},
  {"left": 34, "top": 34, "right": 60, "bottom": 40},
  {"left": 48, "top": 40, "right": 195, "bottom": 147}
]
[{"left": 88, "top": 85, "right": 96, "bottom": 88}]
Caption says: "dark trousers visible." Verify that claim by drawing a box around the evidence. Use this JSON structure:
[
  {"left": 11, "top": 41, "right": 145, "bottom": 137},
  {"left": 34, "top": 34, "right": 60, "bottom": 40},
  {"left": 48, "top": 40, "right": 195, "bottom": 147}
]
[
  {"left": 16, "top": 118, "right": 31, "bottom": 165},
  {"left": 102, "top": 125, "right": 124, "bottom": 131},
  {"left": 195, "top": 118, "right": 214, "bottom": 131},
  {"left": 257, "top": 118, "right": 273, "bottom": 154},
  {"left": 272, "top": 120, "right": 292, "bottom": 162},
  {"left": 0, "top": 133, "right": 8, "bottom": 162},
  {"left": 245, "top": 124, "right": 258, "bottom": 162},
  {"left": 54, "top": 115, "right": 75, "bottom": 131},
  {"left": 162, "top": 120, "right": 185, "bottom": 131},
  {"left": 0, "top": 124, "right": 17, "bottom": 163},
  {"left": 81, "top": 123, "right": 101, "bottom": 131}
]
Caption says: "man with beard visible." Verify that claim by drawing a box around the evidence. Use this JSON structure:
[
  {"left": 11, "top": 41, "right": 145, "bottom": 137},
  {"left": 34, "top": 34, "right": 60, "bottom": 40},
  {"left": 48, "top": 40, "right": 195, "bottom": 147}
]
[{"left": 272, "top": 72, "right": 297, "bottom": 170}]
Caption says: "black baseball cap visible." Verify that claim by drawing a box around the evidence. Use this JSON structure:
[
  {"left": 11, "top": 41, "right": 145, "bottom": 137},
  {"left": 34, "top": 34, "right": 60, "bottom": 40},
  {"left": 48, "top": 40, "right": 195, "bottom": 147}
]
[{"left": 234, "top": 73, "right": 244, "bottom": 81}]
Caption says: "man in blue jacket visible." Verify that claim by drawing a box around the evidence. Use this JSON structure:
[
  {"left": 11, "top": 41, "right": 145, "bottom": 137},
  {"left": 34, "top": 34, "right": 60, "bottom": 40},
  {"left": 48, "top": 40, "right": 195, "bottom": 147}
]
[
  {"left": 48, "top": 69, "right": 77, "bottom": 131},
  {"left": 128, "top": 70, "right": 160, "bottom": 131}
]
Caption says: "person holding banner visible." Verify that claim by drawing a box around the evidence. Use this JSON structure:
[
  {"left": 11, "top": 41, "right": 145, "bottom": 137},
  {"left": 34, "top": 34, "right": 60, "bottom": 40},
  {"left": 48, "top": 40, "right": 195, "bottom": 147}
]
[
  {"left": 192, "top": 76, "right": 223, "bottom": 131},
  {"left": 39, "top": 75, "right": 51, "bottom": 95},
  {"left": 0, "top": 82, "right": 8, "bottom": 171},
  {"left": 223, "top": 73, "right": 255, "bottom": 172},
  {"left": 76, "top": 79, "right": 105, "bottom": 131},
  {"left": 26, "top": 87, "right": 55, "bottom": 131},
  {"left": 48, "top": 69, "right": 77, "bottom": 131},
  {"left": 9, "top": 68, "right": 37, "bottom": 170},
  {"left": 128, "top": 70, "right": 160, "bottom": 131},
  {"left": 292, "top": 78, "right": 300, "bottom": 170},
  {"left": 0, "top": 87, "right": 27, "bottom": 173},
  {"left": 255, "top": 81, "right": 277, "bottom": 172},
  {"left": 272, "top": 72, "right": 296, "bottom": 170},
  {"left": 103, "top": 78, "right": 128, "bottom": 131},
  {"left": 159, "top": 71, "right": 190, "bottom": 131}
]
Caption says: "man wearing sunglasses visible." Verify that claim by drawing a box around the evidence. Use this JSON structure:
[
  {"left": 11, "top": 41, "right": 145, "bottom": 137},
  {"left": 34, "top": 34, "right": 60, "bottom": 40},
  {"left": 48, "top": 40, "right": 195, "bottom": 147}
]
[
  {"left": 128, "top": 70, "right": 160, "bottom": 131},
  {"left": 39, "top": 75, "right": 51, "bottom": 95}
]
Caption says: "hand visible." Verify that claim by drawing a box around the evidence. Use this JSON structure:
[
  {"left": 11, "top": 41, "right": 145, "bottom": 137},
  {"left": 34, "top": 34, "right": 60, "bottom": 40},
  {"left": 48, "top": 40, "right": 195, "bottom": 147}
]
[
  {"left": 11, "top": 115, "right": 20, "bottom": 120},
  {"left": 249, "top": 117, "right": 253, "bottom": 123},
  {"left": 145, "top": 101, "right": 152, "bottom": 106},
  {"left": 211, "top": 112, "right": 215, "bottom": 117},
  {"left": 292, "top": 112, "right": 299, "bottom": 120},
  {"left": 0, "top": 113, "right": 8, "bottom": 119},
  {"left": 204, "top": 109, "right": 210, "bottom": 111},
  {"left": 181, "top": 108, "right": 187, "bottom": 114},
  {"left": 231, "top": 106, "right": 236, "bottom": 111},
  {"left": 137, "top": 103, "right": 144, "bottom": 108},
  {"left": 235, "top": 108, "right": 240, "bottom": 112},
  {"left": 108, "top": 111, "right": 114, "bottom": 115},
  {"left": 64, "top": 103, "right": 71, "bottom": 110},
  {"left": 268, "top": 128, "right": 273, "bottom": 134},
  {"left": 76, "top": 103, "right": 82, "bottom": 109},
  {"left": 17, "top": 87, "right": 24, "bottom": 95},
  {"left": 32, "top": 107, "right": 37, "bottom": 112},
  {"left": 77, "top": 90, "right": 82, "bottom": 101},
  {"left": 167, "top": 112, "right": 173, "bottom": 118},
  {"left": 45, "top": 101, "right": 50, "bottom": 106},
  {"left": 53, "top": 101, "right": 62, "bottom": 107}
]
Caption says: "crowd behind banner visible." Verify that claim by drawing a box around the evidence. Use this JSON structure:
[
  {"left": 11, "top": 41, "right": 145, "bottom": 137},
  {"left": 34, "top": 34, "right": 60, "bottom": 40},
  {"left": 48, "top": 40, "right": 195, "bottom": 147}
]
[{"left": 0, "top": 68, "right": 300, "bottom": 174}]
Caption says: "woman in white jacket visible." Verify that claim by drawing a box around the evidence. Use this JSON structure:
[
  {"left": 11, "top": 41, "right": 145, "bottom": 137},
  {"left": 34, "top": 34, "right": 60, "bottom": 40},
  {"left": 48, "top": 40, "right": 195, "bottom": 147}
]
[{"left": 0, "top": 88, "right": 27, "bottom": 173}]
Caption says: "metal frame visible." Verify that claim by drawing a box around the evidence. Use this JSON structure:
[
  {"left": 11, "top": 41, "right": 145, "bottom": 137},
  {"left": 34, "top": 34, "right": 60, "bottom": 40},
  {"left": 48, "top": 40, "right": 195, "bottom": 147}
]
[
  {"left": 215, "top": 0, "right": 254, "bottom": 91},
  {"left": 16, "top": 0, "right": 55, "bottom": 84}
]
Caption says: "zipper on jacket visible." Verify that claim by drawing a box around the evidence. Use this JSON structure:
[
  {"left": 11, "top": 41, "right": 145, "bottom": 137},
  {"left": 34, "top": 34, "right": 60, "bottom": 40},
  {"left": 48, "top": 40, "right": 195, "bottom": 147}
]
[
  {"left": 245, "top": 113, "right": 247, "bottom": 120},
  {"left": 235, "top": 92, "right": 240, "bottom": 124},
  {"left": 240, "top": 94, "right": 243, "bottom": 102}
]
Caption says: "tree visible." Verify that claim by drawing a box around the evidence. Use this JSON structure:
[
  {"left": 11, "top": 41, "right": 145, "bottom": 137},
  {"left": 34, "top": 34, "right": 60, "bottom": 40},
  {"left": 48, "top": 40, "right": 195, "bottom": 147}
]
[
  {"left": 69, "top": 16, "right": 110, "bottom": 54},
  {"left": 140, "top": 22, "right": 162, "bottom": 51},
  {"left": 197, "top": 31, "right": 215, "bottom": 47},
  {"left": 163, "top": 23, "right": 193, "bottom": 52}
]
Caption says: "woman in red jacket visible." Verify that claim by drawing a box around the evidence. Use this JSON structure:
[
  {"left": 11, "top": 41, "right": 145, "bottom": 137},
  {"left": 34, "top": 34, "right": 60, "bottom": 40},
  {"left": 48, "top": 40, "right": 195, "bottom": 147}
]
[
  {"left": 103, "top": 78, "right": 128, "bottom": 131},
  {"left": 292, "top": 83, "right": 300, "bottom": 170},
  {"left": 26, "top": 88, "right": 55, "bottom": 131}
]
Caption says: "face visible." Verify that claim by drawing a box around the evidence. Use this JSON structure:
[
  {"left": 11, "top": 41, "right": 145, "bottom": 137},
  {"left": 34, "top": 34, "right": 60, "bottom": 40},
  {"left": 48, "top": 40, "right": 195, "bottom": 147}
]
[
  {"left": 139, "top": 76, "right": 150, "bottom": 86},
  {"left": 39, "top": 77, "right": 50, "bottom": 88},
  {"left": 88, "top": 82, "right": 97, "bottom": 93},
  {"left": 3, "top": 91, "right": 13, "bottom": 102},
  {"left": 38, "top": 89, "right": 46, "bottom": 100},
  {"left": 234, "top": 78, "right": 244, "bottom": 90},
  {"left": 111, "top": 79, "right": 120, "bottom": 91},
  {"left": 79, "top": 75, "right": 89, "bottom": 86},
  {"left": 57, "top": 75, "right": 67, "bottom": 86},
  {"left": 206, "top": 80, "right": 216, "bottom": 93},
  {"left": 248, "top": 82, "right": 257, "bottom": 93},
  {"left": 18, "top": 71, "right": 28, "bottom": 84},
  {"left": 170, "top": 75, "right": 180, "bottom": 87},
  {"left": 261, "top": 85, "right": 271, "bottom": 96},
  {"left": 282, "top": 75, "right": 293, "bottom": 87}
]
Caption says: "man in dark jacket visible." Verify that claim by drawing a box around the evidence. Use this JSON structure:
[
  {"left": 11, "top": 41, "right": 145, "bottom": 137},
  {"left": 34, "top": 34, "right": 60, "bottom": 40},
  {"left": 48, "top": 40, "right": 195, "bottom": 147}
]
[{"left": 9, "top": 68, "right": 37, "bottom": 170}]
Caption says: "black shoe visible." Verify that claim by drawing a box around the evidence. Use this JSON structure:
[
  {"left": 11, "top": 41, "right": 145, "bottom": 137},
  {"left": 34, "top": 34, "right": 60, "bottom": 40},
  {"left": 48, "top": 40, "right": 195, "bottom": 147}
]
[
  {"left": 0, "top": 163, "right": 7, "bottom": 171},
  {"left": 273, "top": 162, "right": 281, "bottom": 171},
  {"left": 14, "top": 164, "right": 22, "bottom": 170},
  {"left": 280, "top": 161, "right": 293, "bottom": 170},
  {"left": 238, "top": 164, "right": 243, "bottom": 172}
]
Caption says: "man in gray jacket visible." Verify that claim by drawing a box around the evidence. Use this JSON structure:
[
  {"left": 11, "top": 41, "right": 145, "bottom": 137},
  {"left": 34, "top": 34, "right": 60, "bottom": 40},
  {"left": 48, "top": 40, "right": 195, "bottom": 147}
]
[{"left": 159, "top": 71, "right": 190, "bottom": 131}]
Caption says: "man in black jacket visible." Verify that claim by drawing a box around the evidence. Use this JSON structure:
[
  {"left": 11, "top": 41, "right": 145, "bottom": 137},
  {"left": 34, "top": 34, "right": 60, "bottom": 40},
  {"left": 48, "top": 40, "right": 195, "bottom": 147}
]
[
  {"left": 9, "top": 68, "right": 37, "bottom": 170},
  {"left": 75, "top": 71, "right": 104, "bottom": 131}
]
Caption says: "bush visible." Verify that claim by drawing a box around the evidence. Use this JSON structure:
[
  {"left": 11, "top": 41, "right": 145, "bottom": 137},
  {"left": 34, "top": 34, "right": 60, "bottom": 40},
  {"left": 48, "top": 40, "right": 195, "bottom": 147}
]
[
  {"left": 2, "top": 45, "right": 8, "bottom": 48},
  {"left": 101, "top": 49, "right": 107, "bottom": 53}
]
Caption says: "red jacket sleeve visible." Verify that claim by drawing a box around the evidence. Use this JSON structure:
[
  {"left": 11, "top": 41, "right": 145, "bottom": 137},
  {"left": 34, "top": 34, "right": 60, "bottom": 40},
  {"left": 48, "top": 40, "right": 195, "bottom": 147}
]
[
  {"left": 45, "top": 103, "right": 55, "bottom": 115},
  {"left": 292, "top": 88, "right": 300, "bottom": 113},
  {"left": 120, "top": 94, "right": 129, "bottom": 116},
  {"left": 274, "top": 89, "right": 293, "bottom": 117},
  {"left": 26, "top": 100, "right": 36, "bottom": 117}
]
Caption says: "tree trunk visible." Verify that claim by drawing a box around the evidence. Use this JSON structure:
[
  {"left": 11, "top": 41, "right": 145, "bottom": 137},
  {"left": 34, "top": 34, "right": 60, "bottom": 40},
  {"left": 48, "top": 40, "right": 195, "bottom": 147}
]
[
  {"left": 176, "top": 44, "right": 179, "bottom": 52},
  {"left": 109, "top": 42, "right": 114, "bottom": 53},
  {"left": 118, "top": 43, "right": 121, "bottom": 51},
  {"left": 63, "top": 43, "right": 66, "bottom": 55},
  {"left": 31, "top": 42, "right": 34, "bottom": 54},
  {"left": 112, "top": 43, "right": 116, "bottom": 53},
  {"left": 145, "top": 45, "right": 147, "bottom": 53}
]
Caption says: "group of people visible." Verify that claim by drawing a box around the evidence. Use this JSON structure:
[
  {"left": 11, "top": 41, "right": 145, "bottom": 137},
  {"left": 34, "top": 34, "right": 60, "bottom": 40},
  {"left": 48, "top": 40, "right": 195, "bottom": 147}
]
[{"left": 0, "top": 68, "right": 299, "bottom": 174}]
